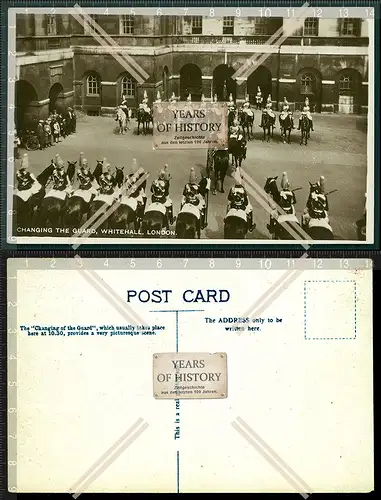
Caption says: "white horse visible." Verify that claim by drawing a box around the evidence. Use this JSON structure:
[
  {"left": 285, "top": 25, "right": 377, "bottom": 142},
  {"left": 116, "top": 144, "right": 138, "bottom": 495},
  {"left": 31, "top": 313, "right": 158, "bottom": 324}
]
[{"left": 115, "top": 107, "right": 127, "bottom": 134}]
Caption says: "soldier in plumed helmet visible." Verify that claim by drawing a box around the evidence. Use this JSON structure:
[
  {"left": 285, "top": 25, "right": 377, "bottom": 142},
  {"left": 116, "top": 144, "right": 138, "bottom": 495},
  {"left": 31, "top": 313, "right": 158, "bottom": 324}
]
[{"left": 226, "top": 182, "right": 255, "bottom": 232}]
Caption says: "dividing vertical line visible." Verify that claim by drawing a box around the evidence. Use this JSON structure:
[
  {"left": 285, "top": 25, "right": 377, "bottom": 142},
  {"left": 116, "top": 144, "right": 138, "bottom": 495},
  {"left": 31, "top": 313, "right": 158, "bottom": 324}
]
[
  {"left": 175, "top": 311, "right": 179, "bottom": 353},
  {"left": 177, "top": 450, "right": 180, "bottom": 493}
]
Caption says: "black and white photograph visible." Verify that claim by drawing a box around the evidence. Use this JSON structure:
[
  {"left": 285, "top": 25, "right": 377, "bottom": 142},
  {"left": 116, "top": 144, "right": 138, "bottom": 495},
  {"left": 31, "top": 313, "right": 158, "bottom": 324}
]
[{"left": 7, "top": 6, "right": 375, "bottom": 243}]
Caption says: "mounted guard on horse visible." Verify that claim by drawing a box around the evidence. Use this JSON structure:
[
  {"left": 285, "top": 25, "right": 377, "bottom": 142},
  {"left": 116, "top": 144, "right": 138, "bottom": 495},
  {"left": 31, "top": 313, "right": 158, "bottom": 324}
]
[
  {"left": 15, "top": 153, "right": 43, "bottom": 201},
  {"left": 227, "top": 183, "right": 255, "bottom": 232},
  {"left": 298, "top": 97, "right": 314, "bottom": 132},
  {"left": 302, "top": 176, "right": 334, "bottom": 239},
  {"left": 240, "top": 95, "right": 254, "bottom": 139},
  {"left": 260, "top": 95, "right": 276, "bottom": 141},
  {"left": 279, "top": 97, "right": 295, "bottom": 143},
  {"left": 255, "top": 86, "right": 263, "bottom": 109},
  {"left": 145, "top": 167, "right": 174, "bottom": 228},
  {"left": 177, "top": 167, "right": 208, "bottom": 235},
  {"left": 266, "top": 172, "right": 298, "bottom": 235},
  {"left": 228, "top": 117, "right": 246, "bottom": 169},
  {"left": 227, "top": 93, "right": 236, "bottom": 128},
  {"left": 137, "top": 91, "right": 152, "bottom": 135}
]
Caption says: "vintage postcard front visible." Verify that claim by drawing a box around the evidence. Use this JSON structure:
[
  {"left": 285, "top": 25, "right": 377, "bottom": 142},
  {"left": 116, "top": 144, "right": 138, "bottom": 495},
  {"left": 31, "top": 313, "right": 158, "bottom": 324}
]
[
  {"left": 6, "top": 5, "right": 375, "bottom": 244},
  {"left": 8, "top": 258, "right": 373, "bottom": 493}
]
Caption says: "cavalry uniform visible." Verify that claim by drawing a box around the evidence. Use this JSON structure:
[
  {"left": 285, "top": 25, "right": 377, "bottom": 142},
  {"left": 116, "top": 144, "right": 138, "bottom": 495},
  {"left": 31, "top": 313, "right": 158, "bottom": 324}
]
[
  {"left": 268, "top": 173, "right": 297, "bottom": 232},
  {"left": 302, "top": 177, "right": 328, "bottom": 226},
  {"left": 150, "top": 178, "right": 174, "bottom": 225},
  {"left": 298, "top": 98, "right": 314, "bottom": 131},
  {"left": 226, "top": 184, "right": 254, "bottom": 231},
  {"left": 229, "top": 120, "right": 243, "bottom": 140},
  {"left": 44, "top": 154, "right": 72, "bottom": 200},
  {"left": 227, "top": 94, "right": 236, "bottom": 114},
  {"left": 280, "top": 98, "right": 295, "bottom": 128},
  {"left": 260, "top": 102, "right": 276, "bottom": 128},
  {"left": 139, "top": 91, "right": 151, "bottom": 114},
  {"left": 255, "top": 87, "right": 263, "bottom": 108},
  {"left": 72, "top": 159, "right": 98, "bottom": 204},
  {"left": 242, "top": 96, "right": 254, "bottom": 118},
  {"left": 14, "top": 153, "right": 42, "bottom": 200},
  {"left": 181, "top": 168, "right": 207, "bottom": 229}
]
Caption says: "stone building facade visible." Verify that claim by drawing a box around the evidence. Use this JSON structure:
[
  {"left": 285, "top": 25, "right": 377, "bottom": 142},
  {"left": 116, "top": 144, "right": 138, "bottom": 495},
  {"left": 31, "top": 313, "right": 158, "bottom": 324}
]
[{"left": 15, "top": 13, "right": 369, "bottom": 129}]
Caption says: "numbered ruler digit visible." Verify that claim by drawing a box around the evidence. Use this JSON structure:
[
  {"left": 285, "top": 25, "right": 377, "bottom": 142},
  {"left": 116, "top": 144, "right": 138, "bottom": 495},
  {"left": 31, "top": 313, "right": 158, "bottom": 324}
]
[{"left": 153, "top": 352, "right": 227, "bottom": 400}]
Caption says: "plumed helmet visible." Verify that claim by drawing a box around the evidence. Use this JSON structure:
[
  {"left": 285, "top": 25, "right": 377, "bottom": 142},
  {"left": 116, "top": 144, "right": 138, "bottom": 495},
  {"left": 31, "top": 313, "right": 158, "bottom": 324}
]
[
  {"left": 189, "top": 167, "right": 197, "bottom": 185},
  {"left": 319, "top": 176, "right": 326, "bottom": 193},
  {"left": 281, "top": 172, "right": 290, "bottom": 190},
  {"left": 20, "top": 153, "right": 29, "bottom": 170},
  {"left": 55, "top": 154, "right": 64, "bottom": 169},
  {"left": 79, "top": 152, "right": 85, "bottom": 167}
]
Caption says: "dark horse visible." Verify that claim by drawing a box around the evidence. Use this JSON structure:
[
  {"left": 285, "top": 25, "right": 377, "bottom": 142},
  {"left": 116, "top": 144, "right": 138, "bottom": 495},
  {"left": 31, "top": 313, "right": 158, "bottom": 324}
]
[
  {"left": 264, "top": 176, "right": 303, "bottom": 240},
  {"left": 239, "top": 110, "right": 254, "bottom": 141},
  {"left": 224, "top": 208, "right": 248, "bottom": 239},
  {"left": 261, "top": 111, "right": 276, "bottom": 142},
  {"left": 300, "top": 114, "right": 311, "bottom": 146},
  {"left": 212, "top": 149, "right": 229, "bottom": 195},
  {"left": 302, "top": 182, "right": 335, "bottom": 240},
  {"left": 176, "top": 204, "right": 201, "bottom": 239},
  {"left": 279, "top": 113, "right": 293, "bottom": 144},
  {"left": 141, "top": 202, "right": 167, "bottom": 237},
  {"left": 137, "top": 108, "right": 152, "bottom": 135},
  {"left": 228, "top": 109, "right": 236, "bottom": 128},
  {"left": 13, "top": 160, "right": 55, "bottom": 230},
  {"left": 63, "top": 161, "right": 103, "bottom": 230},
  {"left": 87, "top": 166, "right": 125, "bottom": 233},
  {"left": 229, "top": 137, "right": 247, "bottom": 170},
  {"left": 109, "top": 172, "right": 147, "bottom": 233}
]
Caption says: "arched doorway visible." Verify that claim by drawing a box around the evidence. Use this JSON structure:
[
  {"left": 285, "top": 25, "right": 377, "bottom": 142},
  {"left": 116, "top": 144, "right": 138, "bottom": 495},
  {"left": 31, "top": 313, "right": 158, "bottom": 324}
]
[
  {"left": 15, "top": 80, "right": 38, "bottom": 133},
  {"left": 247, "top": 66, "right": 272, "bottom": 105},
  {"left": 336, "top": 68, "right": 362, "bottom": 114},
  {"left": 297, "top": 68, "right": 322, "bottom": 112},
  {"left": 213, "top": 64, "right": 236, "bottom": 101},
  {"left": 162, "top": 66, "right": 169, "bottom": 101},
  {"left": 180, "top": 64, "right": 202, "bottom": 101},
  {"left": 49, "top": 82, "right": 64, "bottom": 113}
]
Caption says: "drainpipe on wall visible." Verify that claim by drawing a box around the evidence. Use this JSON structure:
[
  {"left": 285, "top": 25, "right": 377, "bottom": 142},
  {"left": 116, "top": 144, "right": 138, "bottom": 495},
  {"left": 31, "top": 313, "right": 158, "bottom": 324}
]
[{"left": 276, "top": 45, "right": 281, "bottom": 111}]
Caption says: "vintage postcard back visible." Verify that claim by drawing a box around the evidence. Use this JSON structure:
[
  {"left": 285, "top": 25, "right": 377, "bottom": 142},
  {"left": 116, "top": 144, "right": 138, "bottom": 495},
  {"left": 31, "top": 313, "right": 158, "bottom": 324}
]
[
  {"left": 8, "top": 258, "right": 373, "bottom": 493},
  {"left": 7, "top": 6, "right": 375, "bottom": 245}
]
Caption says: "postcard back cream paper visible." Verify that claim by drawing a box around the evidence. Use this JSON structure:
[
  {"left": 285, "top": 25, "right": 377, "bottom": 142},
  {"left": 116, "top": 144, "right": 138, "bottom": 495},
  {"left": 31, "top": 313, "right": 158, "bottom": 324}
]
[{"left": 8, "top": 259, "right": 373, "bottom": 493}]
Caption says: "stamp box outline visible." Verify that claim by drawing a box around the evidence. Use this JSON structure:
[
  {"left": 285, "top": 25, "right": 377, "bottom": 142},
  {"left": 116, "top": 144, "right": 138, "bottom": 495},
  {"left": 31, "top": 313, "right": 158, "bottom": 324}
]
[{"left": 303, "top": 279, "right": 357, "bottom": 340}]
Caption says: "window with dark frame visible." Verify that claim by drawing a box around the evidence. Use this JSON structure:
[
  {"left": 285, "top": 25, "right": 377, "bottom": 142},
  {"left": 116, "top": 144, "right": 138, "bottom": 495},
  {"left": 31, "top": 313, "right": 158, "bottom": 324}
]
[
  {"left": 120, "top": 15, "right": 135, "bottom": 35},
  {"left": 339, "top": 74, "right": 354, "bottom": 93},
  {"left": 223, "top": 16, "right": 234, "bottom": 35},
  {"left": 254, "top": 17, "right": 268, "bottom": 35},
  {"left": 86, "top": 75, "right": 100, "bottom": 96},
  {"left": 46, "top": 15, "right": 57, "bottom": 36},
  {"left": 341, "top": 18, "right": 359, "bottom": 36},
  {"left": 191, "top": 16, "right": 202, "bottom": 35},
  {"left": 121, "top": 76, "right": 136, "bottom": 97},
  {"left": 303, "top": 18, "right": 319, "bottom": 36},
  {"left": 84, "top": 14, "right": 98, "bottom": 35},
  {"left": 301, "top": 73, "right": 315, "bottom": 94}
]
